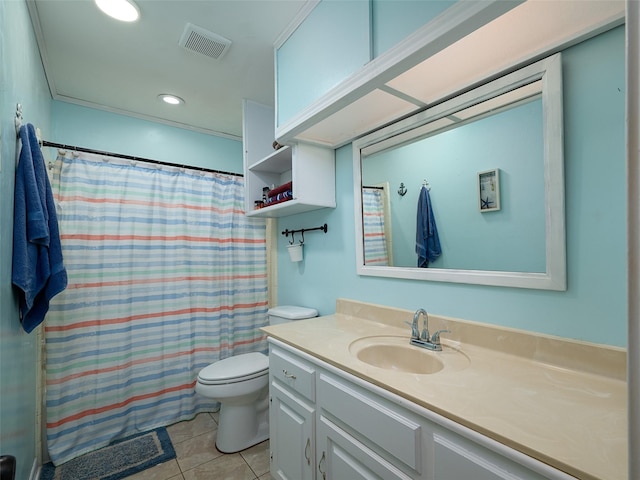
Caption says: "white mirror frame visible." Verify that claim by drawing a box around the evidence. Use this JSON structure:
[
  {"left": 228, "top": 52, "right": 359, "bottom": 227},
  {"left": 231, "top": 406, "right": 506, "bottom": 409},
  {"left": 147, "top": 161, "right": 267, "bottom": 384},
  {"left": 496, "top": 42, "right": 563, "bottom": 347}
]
[{"left": 353, "top": 53, "right": 566, "bottom": 291}]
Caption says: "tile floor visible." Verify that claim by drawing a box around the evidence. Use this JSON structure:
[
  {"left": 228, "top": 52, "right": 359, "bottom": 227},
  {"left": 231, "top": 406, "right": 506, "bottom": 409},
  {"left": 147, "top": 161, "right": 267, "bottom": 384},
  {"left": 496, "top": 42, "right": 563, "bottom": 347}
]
[{"left": 126, "top": 412, "right": 271, "bottom": 480}]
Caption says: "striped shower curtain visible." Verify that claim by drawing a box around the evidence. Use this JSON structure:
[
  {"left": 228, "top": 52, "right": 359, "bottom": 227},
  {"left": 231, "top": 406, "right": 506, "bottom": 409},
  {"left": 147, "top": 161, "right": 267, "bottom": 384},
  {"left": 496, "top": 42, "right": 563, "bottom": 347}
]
[
  {"left": 362, "top": 187, "right": 389, "bottom": 266},
  {"left": 45, "top": 151, "right": 267, "bottom": 465}
]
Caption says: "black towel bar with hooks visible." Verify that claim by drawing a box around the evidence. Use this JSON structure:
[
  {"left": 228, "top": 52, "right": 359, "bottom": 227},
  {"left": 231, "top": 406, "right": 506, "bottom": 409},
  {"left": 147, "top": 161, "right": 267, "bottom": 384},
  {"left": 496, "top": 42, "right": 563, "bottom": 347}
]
[{"left": 281, "top": 223, "right": 328, "bottom": 244}]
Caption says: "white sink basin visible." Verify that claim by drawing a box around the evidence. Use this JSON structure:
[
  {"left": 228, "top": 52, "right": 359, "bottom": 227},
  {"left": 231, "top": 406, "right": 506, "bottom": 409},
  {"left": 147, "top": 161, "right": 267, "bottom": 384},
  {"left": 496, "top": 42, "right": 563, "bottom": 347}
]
[{"left": 349, "top": 335, "right": 469, "bottom": 374}]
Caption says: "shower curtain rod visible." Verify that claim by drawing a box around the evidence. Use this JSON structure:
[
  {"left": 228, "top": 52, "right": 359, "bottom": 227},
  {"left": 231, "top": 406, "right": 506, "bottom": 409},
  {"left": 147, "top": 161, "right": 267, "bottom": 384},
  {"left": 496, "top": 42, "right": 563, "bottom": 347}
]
[{"left": 41, "top": 140, "right": 243, "bottom": 177}]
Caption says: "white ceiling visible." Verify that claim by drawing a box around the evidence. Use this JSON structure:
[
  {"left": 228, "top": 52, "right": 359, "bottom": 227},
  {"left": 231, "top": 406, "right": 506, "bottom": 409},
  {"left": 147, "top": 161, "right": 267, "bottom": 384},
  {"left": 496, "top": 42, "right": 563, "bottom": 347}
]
[{"left": 28, "top": 0, "right": 307, "bottom": 140}]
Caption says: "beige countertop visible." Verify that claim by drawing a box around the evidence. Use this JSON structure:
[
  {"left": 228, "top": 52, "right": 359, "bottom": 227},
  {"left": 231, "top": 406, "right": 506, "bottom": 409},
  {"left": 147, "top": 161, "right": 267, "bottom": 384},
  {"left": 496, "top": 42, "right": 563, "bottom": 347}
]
[{"left": 262, "top": 299, "right": 627, "bottom": 480}]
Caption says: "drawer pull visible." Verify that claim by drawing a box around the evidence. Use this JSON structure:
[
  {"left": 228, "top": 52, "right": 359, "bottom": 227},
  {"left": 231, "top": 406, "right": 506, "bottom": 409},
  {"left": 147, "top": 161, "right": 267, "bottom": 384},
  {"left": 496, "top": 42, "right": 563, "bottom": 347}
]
[
  {"left": 282, "top": 369, "right": 297, "bottom": 379},
  {"left": 318, "top": 451, "right": 326, "bottom": 480},
  {"left": 304, "top": 438, "right": 311, "bottom": 465}
]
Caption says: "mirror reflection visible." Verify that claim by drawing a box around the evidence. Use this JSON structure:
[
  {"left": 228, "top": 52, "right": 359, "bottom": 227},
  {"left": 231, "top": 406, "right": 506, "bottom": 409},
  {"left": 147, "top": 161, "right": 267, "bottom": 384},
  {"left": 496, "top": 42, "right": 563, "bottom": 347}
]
[
  {"left": 362, "top": 182, "right": 393, "bottom": 266},
  {"left": 353, "top": 54, "right": 566, "bottom": 290},
  {"left": 362, "top": 88, "right": 544, "bottom": 272}
]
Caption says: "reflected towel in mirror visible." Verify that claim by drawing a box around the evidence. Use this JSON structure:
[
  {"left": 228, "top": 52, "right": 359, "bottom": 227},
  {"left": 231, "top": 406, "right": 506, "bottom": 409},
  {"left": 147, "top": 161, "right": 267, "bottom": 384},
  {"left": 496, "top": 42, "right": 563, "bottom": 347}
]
[{"left": 415, "top": 186, "right": 441, "bottom": 268}]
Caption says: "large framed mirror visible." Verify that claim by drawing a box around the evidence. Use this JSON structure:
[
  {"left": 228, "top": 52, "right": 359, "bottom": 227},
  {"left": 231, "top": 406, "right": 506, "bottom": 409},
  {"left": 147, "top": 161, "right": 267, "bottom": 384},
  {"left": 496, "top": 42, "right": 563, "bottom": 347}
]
[{"left": 353, "top": 54, "right": 566, "bottom": 290}]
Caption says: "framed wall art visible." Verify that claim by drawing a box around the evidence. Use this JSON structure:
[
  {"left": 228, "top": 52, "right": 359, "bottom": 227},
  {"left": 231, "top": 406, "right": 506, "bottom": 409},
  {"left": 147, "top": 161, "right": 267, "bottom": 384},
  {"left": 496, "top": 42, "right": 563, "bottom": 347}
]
[{"left": 478, "top": 168, "right": 501, "bottom": 212}]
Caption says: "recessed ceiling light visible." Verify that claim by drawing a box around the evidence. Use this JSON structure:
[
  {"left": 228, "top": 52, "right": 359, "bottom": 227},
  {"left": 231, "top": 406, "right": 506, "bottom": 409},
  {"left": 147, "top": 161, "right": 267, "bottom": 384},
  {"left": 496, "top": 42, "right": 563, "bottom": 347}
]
[
  {"left": 158, "top": 94, "right": 185, "bottom": 105},
  {"left": 95, "top": 0, "right": 140, "bottom": 22}
]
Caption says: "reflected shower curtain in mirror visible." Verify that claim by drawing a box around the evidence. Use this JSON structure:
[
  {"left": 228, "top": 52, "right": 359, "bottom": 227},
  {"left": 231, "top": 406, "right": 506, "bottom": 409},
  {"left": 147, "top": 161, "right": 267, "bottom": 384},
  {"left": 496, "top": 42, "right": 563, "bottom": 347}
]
[
  {"left": 362, "top": 187, "right": 389, "bottom": 266},
  {"left": 44, "top": 151, "right": 267, "bottom": 465}
]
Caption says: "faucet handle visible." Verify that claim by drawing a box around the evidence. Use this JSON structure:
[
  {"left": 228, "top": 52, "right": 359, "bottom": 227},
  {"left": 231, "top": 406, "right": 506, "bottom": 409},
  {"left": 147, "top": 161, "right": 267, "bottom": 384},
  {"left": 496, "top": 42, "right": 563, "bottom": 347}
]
[
  {"left": 420, "top": 326, "right": 429, "bottom": 341},
  {"left": 430, "top": 329, "right": 451, "bottom": 345},
  {"left": 404, "top": 321, "right": 419, "bottom": 339}
]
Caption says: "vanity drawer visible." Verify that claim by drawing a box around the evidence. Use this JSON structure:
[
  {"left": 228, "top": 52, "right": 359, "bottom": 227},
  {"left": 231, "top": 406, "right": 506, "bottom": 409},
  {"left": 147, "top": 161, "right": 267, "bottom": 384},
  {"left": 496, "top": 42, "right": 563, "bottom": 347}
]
[
  {"left": 270, "top": 346, "right": 316, "bottom": 402},
  {"left": 318, "top": 372, "right": 423, "bottom": 474}
]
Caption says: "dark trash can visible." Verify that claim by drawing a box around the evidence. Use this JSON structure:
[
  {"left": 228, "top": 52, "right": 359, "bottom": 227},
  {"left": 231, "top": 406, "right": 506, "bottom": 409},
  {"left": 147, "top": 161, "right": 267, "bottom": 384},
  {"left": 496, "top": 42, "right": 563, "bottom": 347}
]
[{"left": 0, "top": 456, "right": 16, "bottom": 480}]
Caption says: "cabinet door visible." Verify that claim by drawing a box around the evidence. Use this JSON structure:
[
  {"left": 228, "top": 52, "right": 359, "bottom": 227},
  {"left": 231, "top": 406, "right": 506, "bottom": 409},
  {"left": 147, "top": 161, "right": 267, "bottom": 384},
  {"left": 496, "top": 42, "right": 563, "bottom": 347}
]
[
  {"left": 317, "top": 372, "right": 424, "bottom": 476},
  {"left": 317, "top": 415, "right": 413, "bottom": 480},
  {"left": 270, "top": 381, "right": 315, "bottom": 480},
  {"left": 433, "top": 431, "right": 563, "bottom": 480},
  {"left": 242, "top": 100, "right": 276, "bottom": 213},
  {"left": 276, "top": 0, "right": 370, "bottom": 129}
]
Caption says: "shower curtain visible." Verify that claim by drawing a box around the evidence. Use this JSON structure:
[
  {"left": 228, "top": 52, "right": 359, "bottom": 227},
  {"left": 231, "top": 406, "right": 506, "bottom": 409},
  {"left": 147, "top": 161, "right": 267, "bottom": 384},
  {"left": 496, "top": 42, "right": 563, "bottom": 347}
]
[
  {"left": 362, "top": 187, "right": 389, "bottom": 266},
  {"left": 44, "top": 151, "right": 267, "bottom": 465}
]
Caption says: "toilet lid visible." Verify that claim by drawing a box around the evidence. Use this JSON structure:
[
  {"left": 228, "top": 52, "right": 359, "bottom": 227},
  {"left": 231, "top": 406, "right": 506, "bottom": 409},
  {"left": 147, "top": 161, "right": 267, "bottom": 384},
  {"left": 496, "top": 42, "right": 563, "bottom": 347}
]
[
  {"left": 198, "top": 352, "right": 269, "bottom": 385},
  {"left": 268, "top": 305, "right": 318, "bottom": 320}
]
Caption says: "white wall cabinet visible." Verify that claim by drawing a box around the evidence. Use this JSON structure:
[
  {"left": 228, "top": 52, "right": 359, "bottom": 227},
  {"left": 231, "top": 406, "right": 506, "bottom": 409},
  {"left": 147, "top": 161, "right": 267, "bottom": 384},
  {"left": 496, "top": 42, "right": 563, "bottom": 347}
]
[
  {"left": 274, "top": 2, "right": 623, "bottom": 148},
  {"left": 268, "top": 339, "right": 576, "bottom": 480},
  {"left": 273, "top": 1, "right": 521, "bottom": 147},
  {"left": 275, "top": 0, "right": 371, "bottom": 129},
  {"left": 242, "top": 100, "right": 335, "bottom": 218}
]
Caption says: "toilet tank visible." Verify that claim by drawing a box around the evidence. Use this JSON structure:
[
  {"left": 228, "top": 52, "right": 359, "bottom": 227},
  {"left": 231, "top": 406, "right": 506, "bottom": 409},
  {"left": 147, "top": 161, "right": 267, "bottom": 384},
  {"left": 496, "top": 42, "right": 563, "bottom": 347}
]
[{"left": 268, "top": 305, "right": 318, "bottom": 325}]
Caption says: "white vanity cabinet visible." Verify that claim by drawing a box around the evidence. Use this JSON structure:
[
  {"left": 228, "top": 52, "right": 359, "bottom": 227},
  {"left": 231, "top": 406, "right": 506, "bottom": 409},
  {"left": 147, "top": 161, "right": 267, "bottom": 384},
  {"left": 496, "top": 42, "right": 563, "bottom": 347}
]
[
  {"left": 242, "top": 100, "right": 335, "bottom": 218},
  {"left": 269, "top": 346, "right": 317, "bottom": 480},
  {"left": 268, "top": 339, "right": 576, "bottom": 480}
]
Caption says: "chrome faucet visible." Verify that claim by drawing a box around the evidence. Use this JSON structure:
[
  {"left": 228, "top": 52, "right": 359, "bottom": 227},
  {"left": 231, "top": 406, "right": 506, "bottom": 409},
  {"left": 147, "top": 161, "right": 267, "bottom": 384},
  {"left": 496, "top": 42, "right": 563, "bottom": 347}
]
[
  {"left": 414, "top": 308, "right": 429, "bottom": 341},
  {"left": 406, "top": 308, "right": 450, "bottom": 351}
]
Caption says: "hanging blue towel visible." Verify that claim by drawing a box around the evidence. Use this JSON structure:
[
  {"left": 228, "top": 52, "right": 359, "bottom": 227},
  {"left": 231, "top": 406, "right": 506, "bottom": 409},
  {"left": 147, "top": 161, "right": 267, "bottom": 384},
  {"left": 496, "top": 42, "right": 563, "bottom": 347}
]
[
  {"left": 415, "top": 186, "right": 441, "bottom": 268},
  {"left": 12, "top": 123, "right": 67, "bottom": 333}
]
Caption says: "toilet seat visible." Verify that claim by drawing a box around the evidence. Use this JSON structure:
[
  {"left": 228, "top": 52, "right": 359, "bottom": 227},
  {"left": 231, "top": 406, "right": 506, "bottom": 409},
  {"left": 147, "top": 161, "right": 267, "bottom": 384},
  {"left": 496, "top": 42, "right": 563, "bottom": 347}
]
[{"left": 197, "top": 352, "right": 268, "bottom": 385}]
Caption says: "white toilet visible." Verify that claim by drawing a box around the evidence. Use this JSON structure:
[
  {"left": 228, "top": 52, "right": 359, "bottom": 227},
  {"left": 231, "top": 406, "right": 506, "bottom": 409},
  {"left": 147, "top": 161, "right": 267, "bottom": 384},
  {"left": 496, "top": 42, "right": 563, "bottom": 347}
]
[{"left": 195, "top": 305, "right": 318, "bottom": 453}]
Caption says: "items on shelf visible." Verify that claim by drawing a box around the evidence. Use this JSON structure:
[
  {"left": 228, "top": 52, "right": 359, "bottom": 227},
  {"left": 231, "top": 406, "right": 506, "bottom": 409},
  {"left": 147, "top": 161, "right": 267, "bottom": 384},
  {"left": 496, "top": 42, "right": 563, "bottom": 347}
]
[
  {"left": 254, "top": 181, "right": 294, "bottom": 209},
  {"left": 262, "top": 181, "right": 293, "bottom": 207}
]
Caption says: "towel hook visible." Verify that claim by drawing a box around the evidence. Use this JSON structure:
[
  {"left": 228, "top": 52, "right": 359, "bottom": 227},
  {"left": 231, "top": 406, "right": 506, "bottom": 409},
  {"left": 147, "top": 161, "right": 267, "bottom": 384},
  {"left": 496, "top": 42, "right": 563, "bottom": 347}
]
[
  {"left": 15, "top": 103, "right": 23, "bottom": 137},
  {"left": 398, "top": 182, "right": 407, "bottom": 196}
]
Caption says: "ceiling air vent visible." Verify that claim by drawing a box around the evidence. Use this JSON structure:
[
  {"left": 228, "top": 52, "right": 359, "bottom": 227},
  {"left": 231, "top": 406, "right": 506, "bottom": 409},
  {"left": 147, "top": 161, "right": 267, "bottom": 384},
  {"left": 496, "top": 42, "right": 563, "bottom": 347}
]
[{"left": 179, "top": 23, "right": 231, "bottom": 60}]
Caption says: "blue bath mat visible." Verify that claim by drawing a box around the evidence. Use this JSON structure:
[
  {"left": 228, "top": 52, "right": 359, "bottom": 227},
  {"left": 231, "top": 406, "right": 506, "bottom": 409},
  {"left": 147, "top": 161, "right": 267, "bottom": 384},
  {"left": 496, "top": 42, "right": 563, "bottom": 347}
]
[{"left": 40, "top": 427, "right": 176, "bottom": 480}]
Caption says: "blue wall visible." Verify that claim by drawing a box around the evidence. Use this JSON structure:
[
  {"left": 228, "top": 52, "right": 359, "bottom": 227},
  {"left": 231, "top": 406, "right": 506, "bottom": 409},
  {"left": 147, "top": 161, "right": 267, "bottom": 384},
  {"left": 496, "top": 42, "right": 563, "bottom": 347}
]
[
  {"left": 277, "top": 26, "right": 627, "bottom": 348},
  {"left": 0, "top": 1, "right": 52, "bottom": 478},
  {"left": 50, "top": 102, "right": 243, "bottom": 173}
]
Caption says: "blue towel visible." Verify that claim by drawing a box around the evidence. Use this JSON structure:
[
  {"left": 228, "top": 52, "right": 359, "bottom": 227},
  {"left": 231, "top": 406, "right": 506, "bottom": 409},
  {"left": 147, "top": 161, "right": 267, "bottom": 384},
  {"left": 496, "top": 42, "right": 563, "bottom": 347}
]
[
  {"left": 12, "top": 124, "right": 67, "bottom": 333},
  {"left": 415, "top": 186, "right": 441, "bottom": 268}
]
